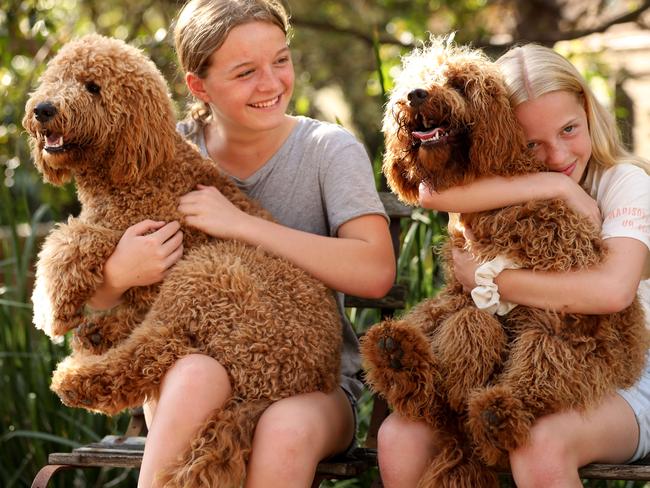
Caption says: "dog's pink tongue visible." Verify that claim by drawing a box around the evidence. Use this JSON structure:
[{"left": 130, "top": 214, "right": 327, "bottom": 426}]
[
  {"left": 412, "top": 127, "right": 444, "bottom": 141},
  {"left": 45, "top": 134, "right": 63, "bottom": 147}
]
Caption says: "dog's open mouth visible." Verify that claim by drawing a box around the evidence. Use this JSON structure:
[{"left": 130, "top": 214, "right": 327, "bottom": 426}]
[
  {"left": 409, "top": 112, "right": 461, "bottom": 148},
  {"left": 41, "top": 131, "right": 73, "bottom": 154},
  {"left": 411, "top": 126, "right": 459, "bottom": 147},
  {"left": 413, "top": 127, "right": 449, "bottom": 145}
]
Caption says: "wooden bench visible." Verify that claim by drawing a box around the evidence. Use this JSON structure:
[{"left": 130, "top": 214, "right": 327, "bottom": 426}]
[
  {"left": 29, "top": 190, "right": 650, "bottom": 487},
  {"left": 30, "top": 410, "right": 650, "bottom": 487}
]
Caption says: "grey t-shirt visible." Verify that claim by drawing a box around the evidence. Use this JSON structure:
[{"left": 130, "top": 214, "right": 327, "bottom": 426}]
[{"left": 177, "top": 115, "right": 388, "bottom": 400}]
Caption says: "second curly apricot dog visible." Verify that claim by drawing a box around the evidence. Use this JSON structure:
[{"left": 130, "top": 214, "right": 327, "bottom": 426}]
[{"left": 361, "top": 39, "right": 647, "bottom": 487}]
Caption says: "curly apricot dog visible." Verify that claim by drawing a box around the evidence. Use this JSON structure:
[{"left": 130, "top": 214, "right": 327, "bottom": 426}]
[
  {"left": 24, "top": 34, "right": 341, "bottom": 487},
  {"left": 360, "top": 38, "right": 647, "bottom": 487}
]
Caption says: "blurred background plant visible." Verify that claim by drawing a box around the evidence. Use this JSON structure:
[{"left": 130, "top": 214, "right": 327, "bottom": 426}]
[{"left": 2, "top": 0, "right": 649, "bottom": 486}]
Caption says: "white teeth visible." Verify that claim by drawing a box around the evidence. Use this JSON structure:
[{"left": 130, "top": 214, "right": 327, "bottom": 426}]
[
  {"left": 44, "top": 135, "right": 64, "bottom": 148},
  {"left": 413, "top": 127, "right": 448, "bottom": 142},
  {"left": 250, "top": 96, "right": 280, "bottom": 108}
]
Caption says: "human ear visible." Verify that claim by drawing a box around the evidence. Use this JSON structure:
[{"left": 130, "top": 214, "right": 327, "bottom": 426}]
[{"left": 186, "top": 72, "right": 210, "bottom": 103}]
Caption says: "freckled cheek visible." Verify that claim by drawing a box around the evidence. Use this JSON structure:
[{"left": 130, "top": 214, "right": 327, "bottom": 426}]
[
  {"left": 282, "top": 72, "right": 295, "bottom": 93},
  {"left": 581, "top": 137, "right": 593, "bottom": 160},
  {"left": 279, "top": 64, "right": 295, "bottom": 90},
  {"left": 569, "top": 139, "right": 591, "bottom": 179}
]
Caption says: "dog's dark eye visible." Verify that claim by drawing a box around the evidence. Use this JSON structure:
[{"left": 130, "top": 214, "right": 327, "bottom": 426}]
[{"left": 85, "top": 81, "right": 101, "bottom": 95}]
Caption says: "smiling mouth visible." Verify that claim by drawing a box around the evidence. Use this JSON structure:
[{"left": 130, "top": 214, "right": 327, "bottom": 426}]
[
  {"left": 249, "top": 95, "right": 281, "bottom": 109},
  {"left": 559, "top": 162, "right": 576, "bottom": 176}
]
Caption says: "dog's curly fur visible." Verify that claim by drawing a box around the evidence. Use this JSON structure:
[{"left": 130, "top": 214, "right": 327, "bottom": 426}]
[
  {"left": 23, "top": 34, "right": 341, "bottom": 487},
  {"left": 360, "top": 38, "right": 648, "bottom": 487}
]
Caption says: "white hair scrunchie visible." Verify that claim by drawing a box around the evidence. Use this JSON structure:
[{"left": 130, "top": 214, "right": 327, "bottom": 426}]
[{"left": 471, "top": 255, "right": 521, "bottom": 316}]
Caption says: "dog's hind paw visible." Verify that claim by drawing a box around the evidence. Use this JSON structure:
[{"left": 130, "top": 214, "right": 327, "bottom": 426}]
[
  {"left": 467, "top": 385, "right": 534, "bottom": 466},
  {"left": 51, "top": 371, "right": 93, "bottom": 409}
]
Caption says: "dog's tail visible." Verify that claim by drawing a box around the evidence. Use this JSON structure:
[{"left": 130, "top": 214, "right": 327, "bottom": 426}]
[{"left": 160, "top": 397, "right": 271, "bottom": 487}]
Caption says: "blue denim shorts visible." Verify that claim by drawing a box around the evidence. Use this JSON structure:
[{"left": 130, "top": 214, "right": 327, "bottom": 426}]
[
  {"left": 618, "top": 353, "right": 650, "bottom": 462},
  {"left": 338, "top": 384, "right": 360, "bottom": 457}
]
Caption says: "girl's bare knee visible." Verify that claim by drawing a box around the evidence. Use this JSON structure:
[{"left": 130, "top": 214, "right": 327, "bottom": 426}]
[
  {"left": 510, "top": 418, "right": 577, "bottom": 488},
  {"left": 378, "top": 414, "right": 438, "bottom": 487},
  {"left": 245, "top": 402, "right": 327, "bottom": 487},
  {"left": 151, "top": 354, "right": 232, "bottom": 426},
  {"left": 379, "top": 413, "right": 436, "bottom": 453},
  {"left": 378, "top": 414, "right": 407, "bottom": 455},
  {"left": 162, "top": 354, "right": 231, "bottom": 396},
  {"left": 254, "top": 406, "right": 314, "bottom": 458}
]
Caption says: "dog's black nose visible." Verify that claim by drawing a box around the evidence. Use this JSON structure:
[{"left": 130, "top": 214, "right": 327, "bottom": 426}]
[
  {"left": 34, "top": 102, "right": 57, "bottom": 122},
  {"left": 407, "top": 89, "right": 428, "bottom": 107}
]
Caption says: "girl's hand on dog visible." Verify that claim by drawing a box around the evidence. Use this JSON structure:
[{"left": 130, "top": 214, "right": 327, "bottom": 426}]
[
  {"left": 556, "top": 175, "right": 602, "bottom": 229},
  {"left": 108, "top": 220, "right": 183, "bottom": 285},
  {"left": 179, "top": 184, "right": 252, "bottom": 240},
  {"left": 451, "top": 246, "right": 480, "bottom": 293},
  {"left": 88, "top": 220, "right": 183, "bottom": 310}
]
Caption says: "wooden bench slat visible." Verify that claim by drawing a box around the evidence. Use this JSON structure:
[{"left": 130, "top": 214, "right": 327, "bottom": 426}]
[
  {"left": 48, "top": 436, "right": 145, "bottom": 468},
  {"left": 48, "top": 452, "right": 141, "bottom": 469},
  {"left": 315, "top": 448, "right": 378, "bottom": 477},
  {"left": 578, "top": 458, "right": 650, "bottom": 481},
  {"left": 78, "top": 435, "right": 145, "bottom": 450},
  {"left": 315, "top": 459, "right": 370, "bottom": 477},
  {"left": 47, "top": 437, "right": 650, "bottom": 482},
  {"left": 47, "top": 436, "right": 378, "bottom": 476},
  {"left": 379, "top": 192, "right": 412, "bottom": 219}
]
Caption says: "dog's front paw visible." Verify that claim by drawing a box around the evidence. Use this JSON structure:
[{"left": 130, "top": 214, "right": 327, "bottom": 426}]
[
  {"left": 362, "top": 320, "right": 434, "bottom": 372},
  {"left": 361, "top": 320, "right": 445, "bottom": 421},
  {"left": 73, "top": 320, "right": 113, "bottom": 354},
  {"left": 376, "top": 334, "right": 405, "bottom": 370},
  {"left": 48, "top": 312, "right": 84, "bottom": 337},
  {"left": 50, "top": 355, "right": 123, "bottom": 412}
]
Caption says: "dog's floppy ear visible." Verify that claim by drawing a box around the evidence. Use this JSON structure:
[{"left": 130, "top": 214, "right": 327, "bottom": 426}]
[
  {"left": 452, "top": 65, "right": 525, "bottom": 175},
  {"left": 382, "top": 104, "right": 421, "bottom": 205},
  {"left": 382, "top": 137, "right": 420, "bottom": 206},
  {"left": 109, "top": 74, "right": 177, "bottom": 185},
  {"left": 383, "top": 157, "right": 420, "bottom": 205}
]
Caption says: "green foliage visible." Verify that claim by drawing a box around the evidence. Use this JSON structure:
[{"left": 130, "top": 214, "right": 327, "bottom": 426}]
[
  {"left": 0, "top": 182, "right": 134, "bottom": 487},
  {"left": 398, "top": 209, "right": 448, "bottom": 305}
]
